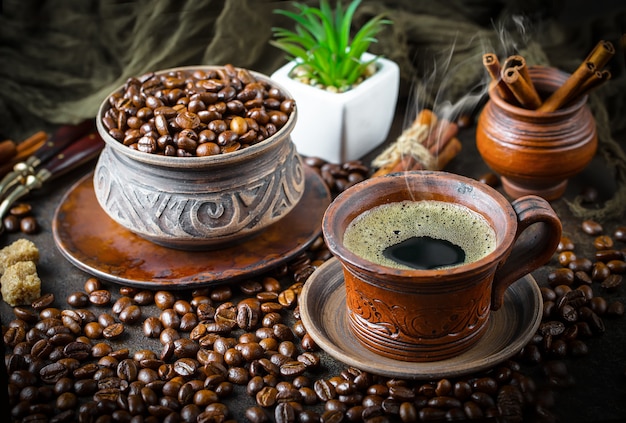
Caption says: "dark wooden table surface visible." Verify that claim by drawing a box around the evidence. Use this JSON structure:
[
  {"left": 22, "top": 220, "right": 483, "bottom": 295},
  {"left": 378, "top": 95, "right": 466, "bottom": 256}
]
[{"left": 2, "top": 103, "right": 625, "bottom": 422}]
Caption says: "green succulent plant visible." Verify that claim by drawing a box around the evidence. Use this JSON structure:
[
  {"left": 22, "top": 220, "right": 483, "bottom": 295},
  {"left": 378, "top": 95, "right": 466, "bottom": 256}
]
[{"left": 271, "top": 0, "right": 391, "bottom": 92}]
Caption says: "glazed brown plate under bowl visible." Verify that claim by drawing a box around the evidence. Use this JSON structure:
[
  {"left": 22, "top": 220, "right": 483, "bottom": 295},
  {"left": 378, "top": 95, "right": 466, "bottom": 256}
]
[{"left": 52, "top": 166, "right": 330, "bottom": 289}]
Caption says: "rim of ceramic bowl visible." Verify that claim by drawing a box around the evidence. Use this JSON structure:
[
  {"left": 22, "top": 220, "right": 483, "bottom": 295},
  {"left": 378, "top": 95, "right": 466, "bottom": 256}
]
[
  {"left": 96, "top": 65, "right": 297, "bottom": 169},
  {"left": 488, "top": 65, "right": 588, "bottom": 118},
  {"left": 322, "top": 170, "right": 518, "bottom": 279}
]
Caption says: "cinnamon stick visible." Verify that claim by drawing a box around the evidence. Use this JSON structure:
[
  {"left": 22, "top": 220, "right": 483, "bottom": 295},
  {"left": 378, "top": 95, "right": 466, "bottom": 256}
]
[
  {"left": 575, "top": 69, "right": 611, "bottom": 99},
  {"left": 388, "top": 154, "right": 421, "bottom": 174},
  {"left": 501, "top": 67, "right": 542, "bottom": 110},
  {"left": 503, "top": 56, "right": 533, "bottom": 85},
  {"left": 585, "top": 40, "right": 615, "bottom": 70},
  {"left": 372, "top": 108, "right": 463, "bottom": 177},
  {"left": 433, "top": 137, "right": 462, "bottom": 169},
  {"left": 371, "top": 109, "right": 434, "bottom": 177},
  {"left": 0, "top": 131, "right": 47, "bottom": 178},
  {"left": 502, "top": 55, "right": 541, "bottom": 109},
  {"left": 0, "top": 140, "right": 17, "bottom": 163},
  {"left": 482, "top": 53, "right": 517, "bottom": 105},
  {"left": 16, "top": 130, "right": 47, "bottom": 156},
  {"left": 387, "top": 136, "right": 462, "bottom": 174},
  {"left": 538, "top": 61, "right": 596, "bottom": 112},
  {"left": 424, "top": 119, "right": 459, "bottom": 150}
]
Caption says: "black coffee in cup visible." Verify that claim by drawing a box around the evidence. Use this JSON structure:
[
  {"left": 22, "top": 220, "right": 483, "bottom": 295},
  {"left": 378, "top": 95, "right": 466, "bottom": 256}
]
[{"left": 343, "top": 200, "right": 496, "bottom": 270}]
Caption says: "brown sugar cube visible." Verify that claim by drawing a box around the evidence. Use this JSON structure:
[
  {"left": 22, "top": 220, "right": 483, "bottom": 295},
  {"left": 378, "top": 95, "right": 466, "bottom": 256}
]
[
  {"left": 0, "top": 238, "right": 39, "bottom": 274},
  {"left": 1, "top": 260, "right": 42, "bottom": 306}
]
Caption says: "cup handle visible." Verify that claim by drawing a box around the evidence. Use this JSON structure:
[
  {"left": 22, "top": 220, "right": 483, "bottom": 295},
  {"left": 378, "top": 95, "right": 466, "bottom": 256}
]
[{"left": 491, "top": 195, "right": 562, "bottom": 310}]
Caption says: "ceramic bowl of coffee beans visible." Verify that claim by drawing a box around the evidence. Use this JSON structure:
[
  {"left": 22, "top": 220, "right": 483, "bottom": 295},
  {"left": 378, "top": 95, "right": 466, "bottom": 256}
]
[{"left": 94, "top": 64, "right": 304, "bottom": 250}]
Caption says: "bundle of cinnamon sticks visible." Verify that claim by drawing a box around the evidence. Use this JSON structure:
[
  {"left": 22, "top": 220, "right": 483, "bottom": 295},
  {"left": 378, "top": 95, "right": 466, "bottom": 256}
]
[
  {"left": 0, "top": 131, "right": 47, "bottom": 178},
  {"left": 483, "top": 39, "right": 615, "bottom": 112},
  {"left": 371, "top": 109, "right": 462, "bottom": 177}
]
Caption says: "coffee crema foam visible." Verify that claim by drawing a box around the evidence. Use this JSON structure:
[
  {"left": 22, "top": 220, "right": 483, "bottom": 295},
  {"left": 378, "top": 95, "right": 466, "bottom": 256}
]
[{"left": 343, "top": 200, "right": 497, "bottom": 270}]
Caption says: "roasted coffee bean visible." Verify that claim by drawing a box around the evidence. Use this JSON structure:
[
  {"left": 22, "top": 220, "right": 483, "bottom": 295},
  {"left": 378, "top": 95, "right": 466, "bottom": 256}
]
[
  {"left": 613, "top": 226, "right": 626, "bottom": 242},
  {"left": 547, "top": 268, "right": 574, "bottom": 287},
  {"left": 237, "top": 298, "right": 262, "bottom": 330},
  {"left": 558, "top": 251, "right": 576, "bottom": 267},
  {"left": 568, "top": 258, "right": 593, "bottom": 273},
  {"left": 257, "top": 386, "right": 279, "bottom": 407},
  {"left": 593, "top": 235, "right": 614, "bottom": 249},
  {"left": 497, "top": 385, "right": 523, "bottom": 421},
  {"left": 8, "top": 203, "right": 33, "bottom": 219},
  {"left": 472, "top": 377, "right": 499, "bottom": 395},
  {"left": 297, "top": 352, "right": 320, "bottom": 369},
  {"left": 83, "top": 321, "right": 104, "bottom": 339},
  {"left": 601, "top": 274, "right": 622, "bottom": 290},
  {"left": 427, "top": 395, "right": 462, "bottom": 409},
  {"left": 223, "top": 348, "right": 244, "bottom": 369},
  {"left": 608, "top": 301, "right": 625, "bottom": 317},
  {"left": 280, "top": 360, "right": 306, "bottom": 377},
  {"left": 592, "top": 262, "right": 611, "bottom": 281},
  {"left": 40, "top": 362, "right": 69, "bottom": 384},
  {"left": 63, "top": 341, "right": 92, "bottom": 360},
  {"left": 31, "top": 293, "right": 55, "bottom": 311},
  {"left": 132, "top": 290, "right": 154, "bottom": 305},
  {"left": 557, "top": 236, "right": 575, "bottom": 252},
  {"left": 574, "top": 270, "right": 592, "bottom": 285},
  {"left": 154, "top": 291, "right": 177, "bottom": 309},
  {"left": 160, "top": 309, "right": 181, "bottom": 329},
  {"left": 66, "top": 292, "right": 89, "bottom": 308},
  {"left": 607, "top": 259, "right": 626, "bottom": 273},
  {"left": 314, "top": 379, "right": 336, "bottom": 402},
  {"left": 143, "top": 316, "right": 164, "bottom": 338},
  {"left": 595, "top": 249, "right": 624, "bottom": 262},
  {"left": 102, "top": 323, "right": 124, "bottom": 339},
  {"left": 14, "top": 306, "right": 39, "bottom": 323},
  {"left": 89, "top": 289, "right": 112, "bottom": 306},
  {"left": 20, "top": 216, "right": 39, "bottom": 234},
  {"left": 581, "top": 219, "right": 603, "bottom": 235},
  {"left": 419, "top": 407, "right": 447, "bottom": 421},
  {"left": 559, "top": 304, "right": 578, "bottom": 323},
  {"left": 569, "top": 339, "right": 589, "bottom": 356},
  {"left": 118, "top": 304, "right": 142, "bottom": 323},
  {"left": 277, "top": 289, "right": 297, "bottom": 308},
  {"left": 2, "top": 214, "right": 20, "bottom": 232}
]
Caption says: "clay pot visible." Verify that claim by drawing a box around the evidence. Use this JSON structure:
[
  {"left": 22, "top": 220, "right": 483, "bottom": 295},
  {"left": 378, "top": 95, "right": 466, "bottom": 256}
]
[
  {"left": 322, "top": 171, "right": 562, "bottom": 362},
  {"left": 94, "top": 66, "right": 305, "bottom": 250},
  {"left": 476, "top": 66, "right": 597, "bottom": 200}
]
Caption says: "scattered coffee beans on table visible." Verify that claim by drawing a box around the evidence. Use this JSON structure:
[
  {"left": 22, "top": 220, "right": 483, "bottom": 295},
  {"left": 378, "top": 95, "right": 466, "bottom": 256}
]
[{"left": 3, "top": 161, "right": 625, "bottom": 422}]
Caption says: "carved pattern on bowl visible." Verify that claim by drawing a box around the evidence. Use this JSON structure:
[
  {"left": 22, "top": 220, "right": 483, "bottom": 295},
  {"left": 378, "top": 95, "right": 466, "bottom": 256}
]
[{"left": 93, "top": 145, "right": 305, "bottom": 246}]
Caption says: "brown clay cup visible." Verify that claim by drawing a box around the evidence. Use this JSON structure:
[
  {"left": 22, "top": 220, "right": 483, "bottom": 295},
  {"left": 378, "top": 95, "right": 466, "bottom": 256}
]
[{"left": 322, "top": 170, "right": 562, "bottom": 362}]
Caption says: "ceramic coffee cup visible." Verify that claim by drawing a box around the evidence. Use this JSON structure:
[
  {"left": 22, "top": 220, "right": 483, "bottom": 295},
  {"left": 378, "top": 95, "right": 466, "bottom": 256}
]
[{"left": 322, "top": 170, "right": 562, "bottom": 362}]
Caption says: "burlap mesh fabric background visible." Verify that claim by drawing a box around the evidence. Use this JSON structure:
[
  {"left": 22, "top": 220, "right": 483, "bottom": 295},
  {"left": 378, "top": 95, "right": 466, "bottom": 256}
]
[{"left": 1, "top": 0, "right": 625, "bottom": 217}]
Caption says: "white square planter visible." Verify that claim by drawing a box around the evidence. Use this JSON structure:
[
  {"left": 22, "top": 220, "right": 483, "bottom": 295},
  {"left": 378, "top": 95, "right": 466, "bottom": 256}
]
[{"left": 271, "top": 53, "right": 400, "bottom": 164}]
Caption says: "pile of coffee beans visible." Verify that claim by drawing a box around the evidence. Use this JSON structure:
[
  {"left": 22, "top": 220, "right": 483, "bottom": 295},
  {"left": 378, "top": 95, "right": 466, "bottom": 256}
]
[
  {"left": 3, "top": 159, "right": 625, "bottom": 422},
  {"left": 2, "top": 202, "right": 39, "bottom": 235},
  {"left": 520, "top": 222, "right": 625, "bottom": 359},
  {"left": 1, "top": 234, "right": 559, "bottom": 423},
  {"left": 303, "top": 157, "right": 369, "bottom": 194},
  {"left": 101, "top": 64, "right": 295, "bottom": 157}
]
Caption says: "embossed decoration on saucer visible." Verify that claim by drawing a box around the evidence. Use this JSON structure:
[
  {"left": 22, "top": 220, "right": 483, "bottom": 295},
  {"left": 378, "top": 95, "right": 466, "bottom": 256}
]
[
  {"left": 476, "top": 66, "right": 597, "bottom": 200},
  {"left": 94, "top": 65, "right": 304, "bottom": 250}
]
